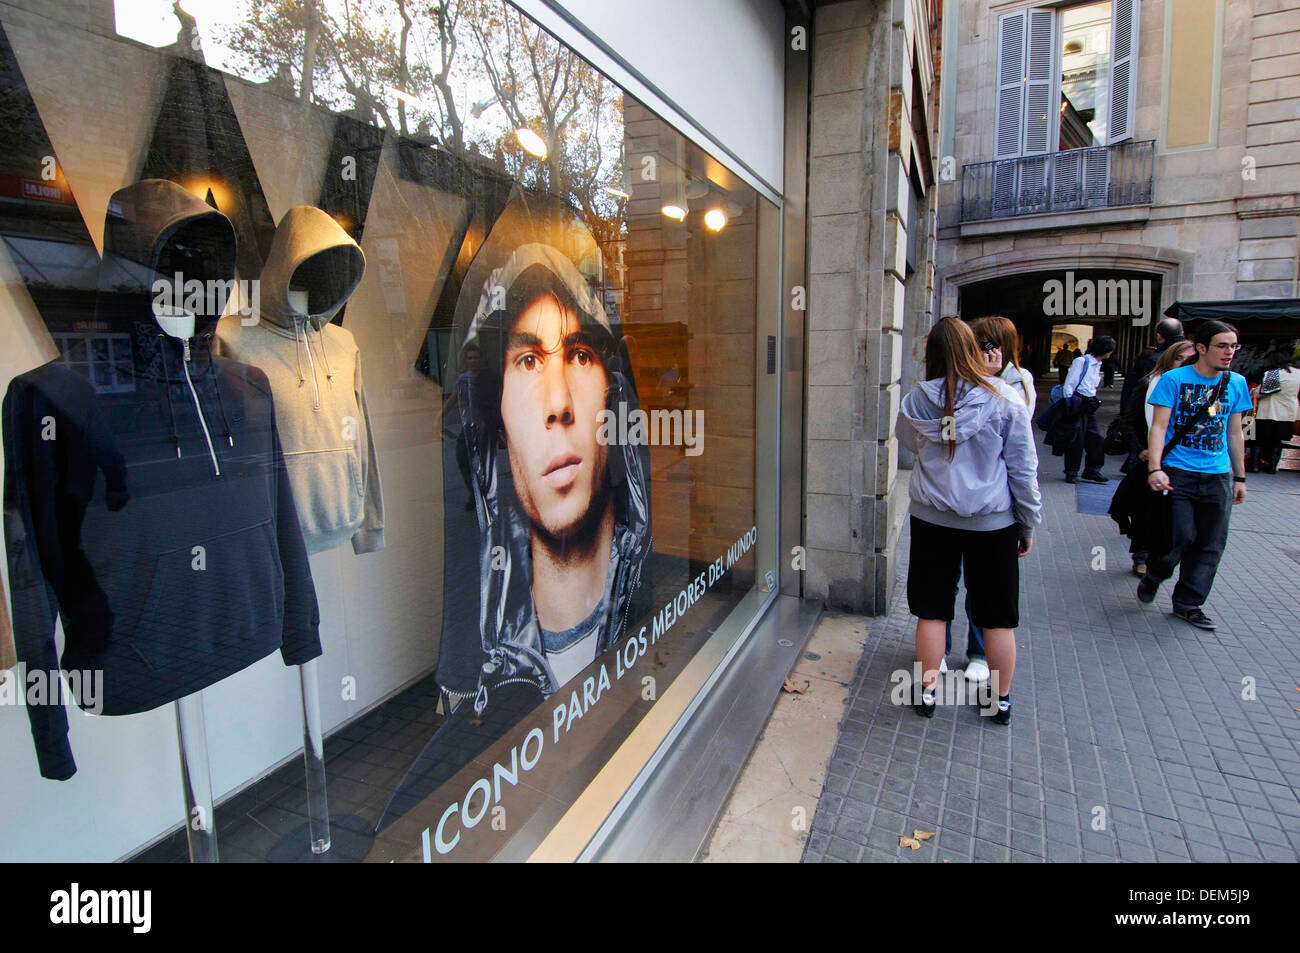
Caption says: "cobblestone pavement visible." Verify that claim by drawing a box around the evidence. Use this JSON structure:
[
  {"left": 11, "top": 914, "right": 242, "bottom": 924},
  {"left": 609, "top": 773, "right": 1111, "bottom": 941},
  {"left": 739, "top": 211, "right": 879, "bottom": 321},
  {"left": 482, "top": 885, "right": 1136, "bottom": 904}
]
[{"left": 802, "top": 385, "right": 1300, "bottom": 863}]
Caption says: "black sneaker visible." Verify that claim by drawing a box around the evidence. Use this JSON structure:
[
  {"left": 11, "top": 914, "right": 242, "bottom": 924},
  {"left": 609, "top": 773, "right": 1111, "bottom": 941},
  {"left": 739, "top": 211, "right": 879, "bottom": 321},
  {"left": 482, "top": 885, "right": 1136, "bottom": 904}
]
[
  {"left": 1065, "top": 474, "right": 1079, "bottom": 484},
  {"left": 1173, "top": 607, "right": 1216, "bottom": 630},
  {"left": 1136, "top": 577, "right": 1158, "bottom": 604},
  {"left": 987, "top": 698, "right": 1012, "bottom": 725},
  {"left": 913, "top": 687, "right": 936, "bottom": 718},
  {"left": 1080, "top": 471, "right": 1108, "bottom": 484}
]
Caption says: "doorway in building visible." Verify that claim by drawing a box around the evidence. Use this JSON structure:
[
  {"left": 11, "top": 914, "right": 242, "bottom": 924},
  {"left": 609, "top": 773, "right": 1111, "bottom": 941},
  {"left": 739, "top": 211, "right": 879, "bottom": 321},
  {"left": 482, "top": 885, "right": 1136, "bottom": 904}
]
[{"left": 958, "top": 268, "right": 1162, "bottom": 389}]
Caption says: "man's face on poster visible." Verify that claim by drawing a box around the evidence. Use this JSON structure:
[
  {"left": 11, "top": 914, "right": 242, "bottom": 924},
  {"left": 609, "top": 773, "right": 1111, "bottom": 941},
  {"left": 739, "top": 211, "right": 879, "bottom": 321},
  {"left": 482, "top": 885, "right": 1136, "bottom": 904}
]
[{"left": 500, "top": 293, "right": 610, "bottom": 542}]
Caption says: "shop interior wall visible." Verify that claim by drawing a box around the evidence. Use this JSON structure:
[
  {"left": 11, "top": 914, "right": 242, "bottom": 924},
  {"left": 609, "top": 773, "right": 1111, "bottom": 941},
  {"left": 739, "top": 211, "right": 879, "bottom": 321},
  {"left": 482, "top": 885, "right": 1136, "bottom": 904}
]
[{"left": 0, "top": 4, "right": 448, "bottom": 861}]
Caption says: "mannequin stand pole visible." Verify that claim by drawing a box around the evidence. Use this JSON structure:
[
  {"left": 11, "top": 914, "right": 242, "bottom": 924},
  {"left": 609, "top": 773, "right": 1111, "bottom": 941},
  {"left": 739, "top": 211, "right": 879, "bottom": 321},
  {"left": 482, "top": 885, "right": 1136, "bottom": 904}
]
[
  {"left": 299, "top": 659, "right": 331, "bottom": 854},
  {"left": 174, "top": 694, "right": 219, "bottom": 863}
]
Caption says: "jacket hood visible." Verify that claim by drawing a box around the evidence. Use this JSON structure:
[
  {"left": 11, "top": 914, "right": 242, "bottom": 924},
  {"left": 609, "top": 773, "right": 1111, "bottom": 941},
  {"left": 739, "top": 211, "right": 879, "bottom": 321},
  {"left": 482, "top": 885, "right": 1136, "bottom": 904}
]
[
  {"left": 97, "top": 178, "right": 237, "bottom": 343},
  {"left": 436, "top": 196, "right": 650, "bottom": 705},
  {"left": 901, "top": 377, "right": 1012, "bottom": 445},
  {"left": 257, "top": 205, "right": 366, "bottom": 330}
]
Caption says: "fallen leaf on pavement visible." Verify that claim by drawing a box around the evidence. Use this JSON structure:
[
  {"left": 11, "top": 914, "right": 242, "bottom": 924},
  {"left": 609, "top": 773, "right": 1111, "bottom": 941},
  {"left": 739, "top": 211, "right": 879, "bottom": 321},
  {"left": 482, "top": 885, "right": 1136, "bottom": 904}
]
[
  {"left": 783, "top": 677, "right": 811, "bottom": 695},
  {"left": 913, "top": 829, "right": 935, "bottom": 841},
  {"left": 899, "top": 835, "right": 921, "bottom": 851}
]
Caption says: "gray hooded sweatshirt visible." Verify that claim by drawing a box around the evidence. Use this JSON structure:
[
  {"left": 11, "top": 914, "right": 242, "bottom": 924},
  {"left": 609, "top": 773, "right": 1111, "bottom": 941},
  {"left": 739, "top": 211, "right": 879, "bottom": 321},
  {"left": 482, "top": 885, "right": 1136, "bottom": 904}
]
[
  {"left": 897, "top": 376, "right": 1043, "bottom": 538},
  {"left": 216, "top": 206, "right": 384, "bottom": 554}
]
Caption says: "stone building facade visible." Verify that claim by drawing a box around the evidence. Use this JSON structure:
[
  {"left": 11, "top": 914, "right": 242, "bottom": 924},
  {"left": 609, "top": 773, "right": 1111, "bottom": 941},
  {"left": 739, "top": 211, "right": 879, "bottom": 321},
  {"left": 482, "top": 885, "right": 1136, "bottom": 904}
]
[
  {"left": 802, "top": 0, "right": 943, "bottom": 614},
  {"left": 934, "top": 0, "right": 1300, "bottom": 369}
]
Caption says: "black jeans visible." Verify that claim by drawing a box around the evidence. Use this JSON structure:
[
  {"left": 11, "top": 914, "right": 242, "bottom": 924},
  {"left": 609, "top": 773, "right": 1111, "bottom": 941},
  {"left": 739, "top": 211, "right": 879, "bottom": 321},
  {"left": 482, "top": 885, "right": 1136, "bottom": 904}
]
[
  {"left": 1146, "top": 467, "right": 1233, "bottom": 611},
  {"left": 1064, "top": 408, "right": 1105, "bottom": 475},
  {"left": 1257, "top": 419, "right": 1292, "bottom": 471}
]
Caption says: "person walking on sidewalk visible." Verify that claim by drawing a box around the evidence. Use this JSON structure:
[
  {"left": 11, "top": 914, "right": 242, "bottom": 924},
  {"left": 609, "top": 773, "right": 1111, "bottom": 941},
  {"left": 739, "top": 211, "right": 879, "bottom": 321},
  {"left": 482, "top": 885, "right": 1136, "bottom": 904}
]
[
  {"left": 1139, "top": 320, "right": 1253, "bottom": 630},
  {"left": 942, "top": 315, "right": 1038, "bottom": 683},
  {"left": 1109, "top": 339, "right": 1196, "bottom": 576},
  {"left": 1120, "top": 317, "right": 1183, "bottom": 415},
  {"left": 1061, "top": 335, "right": 1115, "bottom": 484},
  {"left": 1254, "top": 343, "right": 1300, "bottom": 473},
  {"left": 1054, "top": 344, "right": 1073, "bottom": 387},
  {"left": 897, "top": 318, "right": 1042, "bottom": 724}
]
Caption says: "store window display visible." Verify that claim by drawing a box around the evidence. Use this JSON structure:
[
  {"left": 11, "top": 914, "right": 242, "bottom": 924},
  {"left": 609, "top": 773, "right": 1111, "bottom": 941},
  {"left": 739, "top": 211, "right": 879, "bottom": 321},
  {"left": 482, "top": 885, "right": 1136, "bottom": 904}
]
[{"left": 0, "top": 0, "right": 772, "bottom": 863}]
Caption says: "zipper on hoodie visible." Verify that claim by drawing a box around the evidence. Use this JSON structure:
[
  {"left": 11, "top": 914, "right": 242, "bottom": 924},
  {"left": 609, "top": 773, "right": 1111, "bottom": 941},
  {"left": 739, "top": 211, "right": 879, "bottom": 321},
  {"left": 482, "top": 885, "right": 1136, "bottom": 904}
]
[
  {"left": 181, "top": 338, "right": 222, "bottom": 478},
  {"left": 299, "top": 320, "right": 322, "bottom": 412}
]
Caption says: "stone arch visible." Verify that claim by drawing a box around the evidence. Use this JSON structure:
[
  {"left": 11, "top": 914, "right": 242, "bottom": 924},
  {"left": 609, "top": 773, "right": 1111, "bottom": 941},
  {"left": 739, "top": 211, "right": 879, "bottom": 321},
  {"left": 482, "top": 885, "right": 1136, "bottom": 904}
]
[{"left": 937, "top": 242, "right": 1196, "bottom": 318}]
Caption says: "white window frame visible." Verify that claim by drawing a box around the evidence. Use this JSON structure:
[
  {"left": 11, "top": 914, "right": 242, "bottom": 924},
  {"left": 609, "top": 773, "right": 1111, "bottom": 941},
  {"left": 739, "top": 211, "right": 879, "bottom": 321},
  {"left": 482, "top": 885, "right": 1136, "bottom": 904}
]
[{"left": 992, "top": 0, "right": 1141, "bottom": 161}]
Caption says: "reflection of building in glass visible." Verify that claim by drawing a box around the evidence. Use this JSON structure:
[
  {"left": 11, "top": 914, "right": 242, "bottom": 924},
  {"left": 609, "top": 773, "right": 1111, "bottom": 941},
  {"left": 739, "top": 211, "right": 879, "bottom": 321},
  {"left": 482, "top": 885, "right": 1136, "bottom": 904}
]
[
  {"left": 53, "top": 330, "right": 135, "bottom": 395},
  {"left": 1060, "top": 0, "right": 1113, "bottom": 148}
]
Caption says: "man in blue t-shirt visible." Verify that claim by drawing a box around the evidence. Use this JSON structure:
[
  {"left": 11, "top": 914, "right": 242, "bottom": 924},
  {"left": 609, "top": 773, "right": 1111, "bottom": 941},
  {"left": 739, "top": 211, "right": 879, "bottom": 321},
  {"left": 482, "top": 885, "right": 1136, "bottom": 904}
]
[{"left": 1138, "top": 320, "right": 1252, "bottom": 630}]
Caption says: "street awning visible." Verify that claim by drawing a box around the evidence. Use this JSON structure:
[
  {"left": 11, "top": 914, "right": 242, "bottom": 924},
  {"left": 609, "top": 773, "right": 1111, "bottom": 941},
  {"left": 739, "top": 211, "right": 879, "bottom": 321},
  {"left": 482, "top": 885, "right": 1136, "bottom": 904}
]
[{"left": 1164, "top": 298, "right": 1300, "bottom": 322}]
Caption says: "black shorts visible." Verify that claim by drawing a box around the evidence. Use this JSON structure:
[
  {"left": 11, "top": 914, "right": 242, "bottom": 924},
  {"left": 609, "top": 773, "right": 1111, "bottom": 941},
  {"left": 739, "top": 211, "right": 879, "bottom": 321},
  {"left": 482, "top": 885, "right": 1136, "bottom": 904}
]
[{"left": 906, "top": 516, "right": 1021, "bottom": 629}]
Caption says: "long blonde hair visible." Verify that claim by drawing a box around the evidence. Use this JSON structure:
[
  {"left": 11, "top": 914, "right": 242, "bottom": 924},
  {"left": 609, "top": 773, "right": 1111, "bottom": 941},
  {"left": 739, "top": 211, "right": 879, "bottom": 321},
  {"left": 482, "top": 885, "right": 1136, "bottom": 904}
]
[{"left": 970, "top": 315, "right": 1031, "bottom": 405}]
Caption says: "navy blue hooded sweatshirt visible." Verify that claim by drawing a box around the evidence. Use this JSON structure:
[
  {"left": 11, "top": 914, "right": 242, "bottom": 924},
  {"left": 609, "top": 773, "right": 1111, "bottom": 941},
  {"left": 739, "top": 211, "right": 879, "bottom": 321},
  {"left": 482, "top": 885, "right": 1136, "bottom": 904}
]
[{"left": 3, "top": 179, "right": 321, "bottom": 780}]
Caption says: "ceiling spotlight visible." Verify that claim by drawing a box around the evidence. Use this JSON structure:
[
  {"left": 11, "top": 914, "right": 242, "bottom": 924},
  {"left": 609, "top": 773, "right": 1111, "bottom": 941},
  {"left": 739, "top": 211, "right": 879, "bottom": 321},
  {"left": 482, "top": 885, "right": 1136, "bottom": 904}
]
[
  {"left": 515, "top": 128, "right": 548, "bottom": 159},
  {"left": 704, "top": 208, "right": 727, "bottom": 231},
  {"left": 661, "top": 204, "right": 687, "bottom": 221},
  {"left": 602, "top": 185, "right": 631, "bottom": 199}
]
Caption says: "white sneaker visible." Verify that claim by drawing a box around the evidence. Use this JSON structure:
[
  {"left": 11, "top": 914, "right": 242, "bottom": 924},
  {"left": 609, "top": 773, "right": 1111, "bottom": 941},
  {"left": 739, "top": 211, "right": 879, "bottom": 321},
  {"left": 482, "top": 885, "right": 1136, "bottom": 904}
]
[
  {"left": 964, "top": 658, "right": 990, "bottom": 683},
  {"left": 939, "top": 658, "right": 948, "bottom": 674}
]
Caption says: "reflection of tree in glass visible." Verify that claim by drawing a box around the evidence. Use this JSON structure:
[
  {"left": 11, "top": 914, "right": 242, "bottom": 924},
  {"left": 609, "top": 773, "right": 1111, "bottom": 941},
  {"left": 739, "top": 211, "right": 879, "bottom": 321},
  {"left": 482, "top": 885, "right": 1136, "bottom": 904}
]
[
  {"left": 217, "top": 1, "right": 626, "bottom": 274},
  {"left": 218, "top": 0, "right": 465, "bottom": 146}
]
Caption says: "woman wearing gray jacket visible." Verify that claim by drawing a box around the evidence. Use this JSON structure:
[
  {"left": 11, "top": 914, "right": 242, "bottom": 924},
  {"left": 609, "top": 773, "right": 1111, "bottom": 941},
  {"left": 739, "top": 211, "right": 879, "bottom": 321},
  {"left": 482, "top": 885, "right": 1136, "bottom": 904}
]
[{"left": 896, "top": 318, "right": 1043, "bottom": 723}]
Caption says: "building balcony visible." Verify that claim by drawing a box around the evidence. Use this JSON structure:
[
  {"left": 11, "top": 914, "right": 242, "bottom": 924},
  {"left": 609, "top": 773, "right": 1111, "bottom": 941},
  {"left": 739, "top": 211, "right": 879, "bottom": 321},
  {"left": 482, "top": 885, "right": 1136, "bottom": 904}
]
[{"left": 959, "top": 139, "right": 1155, "bottom": 226}]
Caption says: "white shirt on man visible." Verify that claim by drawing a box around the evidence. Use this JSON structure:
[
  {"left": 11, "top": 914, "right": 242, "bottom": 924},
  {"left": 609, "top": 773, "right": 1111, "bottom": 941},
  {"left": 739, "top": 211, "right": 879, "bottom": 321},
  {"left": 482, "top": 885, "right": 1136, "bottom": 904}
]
[{"left": 1063, "top": 354, "right": 1101, "bottom": 399}]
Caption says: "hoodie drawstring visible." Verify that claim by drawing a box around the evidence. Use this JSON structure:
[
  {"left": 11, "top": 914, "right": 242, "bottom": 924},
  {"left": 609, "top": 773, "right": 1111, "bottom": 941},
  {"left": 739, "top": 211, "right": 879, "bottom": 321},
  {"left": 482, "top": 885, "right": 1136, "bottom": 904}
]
[
  {"left": 156, "top": 337, "right": 181, "bottom": 459},
  {"left": 311, "top": 319, "right": 336, "bottom": 385},
  {"left": 295, "top": 318, "right": 323, "bottom": 411},
  {"left": 201, "top": 333, "right": 235, "bottom": 447},
  {"left": 292, "top": 320, "right": 307, "bottom": 390}
]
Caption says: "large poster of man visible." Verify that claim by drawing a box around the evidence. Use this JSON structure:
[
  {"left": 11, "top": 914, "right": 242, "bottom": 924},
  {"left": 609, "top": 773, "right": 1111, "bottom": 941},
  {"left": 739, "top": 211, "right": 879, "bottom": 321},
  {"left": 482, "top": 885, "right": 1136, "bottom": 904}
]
[{"left": 375, "top": 192, "right": 652, "bottom": 835}]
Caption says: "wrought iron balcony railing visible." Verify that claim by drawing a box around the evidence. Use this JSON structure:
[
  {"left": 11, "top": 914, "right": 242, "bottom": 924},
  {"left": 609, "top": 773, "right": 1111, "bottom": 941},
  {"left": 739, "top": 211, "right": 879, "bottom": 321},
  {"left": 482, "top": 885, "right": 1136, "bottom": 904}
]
[{"left": 959, "top": 139, "right": 1155, "bottom": 223}]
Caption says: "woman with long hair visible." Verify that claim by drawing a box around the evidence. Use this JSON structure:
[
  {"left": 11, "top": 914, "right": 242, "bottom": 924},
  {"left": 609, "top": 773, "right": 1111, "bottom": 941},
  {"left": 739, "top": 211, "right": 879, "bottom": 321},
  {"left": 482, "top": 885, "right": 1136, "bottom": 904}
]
[
  {"left": 971, "top": 315, "right": 1036, "bottom": 414},
  {"left": 941, "top": 315, "right": 1035, "bottom": 685},
  {"left": 897, "top": 318, "right": 1043, "bottom": 724}
]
